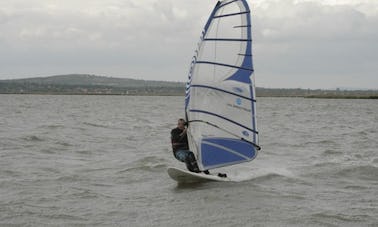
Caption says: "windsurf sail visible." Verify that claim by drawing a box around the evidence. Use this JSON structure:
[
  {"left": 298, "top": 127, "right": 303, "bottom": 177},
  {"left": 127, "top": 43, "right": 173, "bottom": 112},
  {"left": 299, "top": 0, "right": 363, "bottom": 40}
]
[{"left": 185, "top": 0, "right": 260, "bottom": 171}]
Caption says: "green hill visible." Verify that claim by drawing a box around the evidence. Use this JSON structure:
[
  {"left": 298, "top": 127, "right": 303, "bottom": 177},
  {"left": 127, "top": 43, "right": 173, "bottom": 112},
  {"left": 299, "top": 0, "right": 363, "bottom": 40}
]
[
  {"left": 1, "top": 74, "right": 377, "bottom": 98},
  {"left": 1, "top": 74, "right": 183, "bottom": 87},
  {"left": 0, "top": 74, "right": 184, "bottom": 95}
]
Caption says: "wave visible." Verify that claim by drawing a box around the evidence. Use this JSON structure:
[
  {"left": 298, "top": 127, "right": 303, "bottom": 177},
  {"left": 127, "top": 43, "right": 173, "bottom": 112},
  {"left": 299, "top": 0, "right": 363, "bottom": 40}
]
[
  {"left": 119, "top": 164, "right": 168, "bottom": 173},
  {"left": 82, "top": 121, "right": 110, "bottom": 128},
  {"left": 44, "top": 124, "right": 65, "bottom": 129},
  {"left": 23, "top": 135, "right": 44, "bottom": 142},
  {"left": 306, "top": 139, "right": 337, "bottom": 146},
  {"left": 251, "top": 172, "right": 289, "bottom": 182},
  {"left": 117, "top": 156, "right": 169, "bottom": 173},
  {"left": 312, "top": 161, "right": 340, "bottom": 168},
  {"left": 335, "top": 165, "right": 378, "bottom": 181},
  {"left": 304, "top": 162, "right": 378, "bottom": 182},
  {"left": 229, "top": 167, "right": 302, "bottom": 184},
  {"left": 0, "top": 169, "right": 22, "bottom": 177},
  {"left": 311, "top": 212, "right": 372, "bottom": 223},
  {"left": 69, "top": 186, "right": 111, "bottom": 199},
  {"left": 322, "top": 149, "right": 343, "bottom": 156},
  {"left": 55, "top": 141, "right": 73, "bottom": 147},
  {"left": 57, "top": 174, "right": 86, "bottom": 183}
]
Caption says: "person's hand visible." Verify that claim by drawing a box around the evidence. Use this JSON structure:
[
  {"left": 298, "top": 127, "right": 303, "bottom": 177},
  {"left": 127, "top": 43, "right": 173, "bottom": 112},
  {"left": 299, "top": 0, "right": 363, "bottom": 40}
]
[{"left": 180, "top": 128, "right": 187, "bottom": 136}]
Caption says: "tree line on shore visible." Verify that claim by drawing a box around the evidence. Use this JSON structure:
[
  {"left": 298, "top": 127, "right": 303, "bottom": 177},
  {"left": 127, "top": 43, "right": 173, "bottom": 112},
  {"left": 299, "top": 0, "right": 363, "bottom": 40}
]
[{"left": 1, "top": 74, "right": 377, "bottom": 98}]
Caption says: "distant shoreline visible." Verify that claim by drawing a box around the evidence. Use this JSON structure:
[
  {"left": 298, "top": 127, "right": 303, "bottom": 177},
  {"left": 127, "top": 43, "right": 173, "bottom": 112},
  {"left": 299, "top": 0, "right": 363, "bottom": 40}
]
[
  {"left": 1, "top": 74, "right": 377, "bottom": 99},
  {"left": 0, "top": 92, "right": 184, "bottom": 96},
  {"left": 1, "top": 93, "right": 378, "bottom": 99},
  {"left": 305, "top": 95, "right": 378, "bottom": 99}
]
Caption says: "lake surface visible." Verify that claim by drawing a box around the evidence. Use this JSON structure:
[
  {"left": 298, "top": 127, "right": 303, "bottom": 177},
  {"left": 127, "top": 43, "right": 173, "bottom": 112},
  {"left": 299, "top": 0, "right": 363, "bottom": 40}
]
[{"left": 0, "top": 95, "right": 377, "bottom": 226}]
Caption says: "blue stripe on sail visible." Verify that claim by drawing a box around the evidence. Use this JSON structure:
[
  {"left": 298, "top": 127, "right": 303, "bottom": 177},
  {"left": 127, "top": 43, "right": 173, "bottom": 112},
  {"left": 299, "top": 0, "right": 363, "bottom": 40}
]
[
  {"left": 191, "top": 84, "right": 256, "bottom": 102},
  {"left": 185, "top": 1, "right": 221, "bottom": 110},
  {"left": 243, "top": 0, "right": 258, "bottom": 145},
  {"left": 200, "top": 137, "right": 257, "bottom": 169},
  {"left": 225, "top": 0, "right": 254, "bottom": 84},
  {"left": 189, "top": 109, "right": 258, "bottom": 134},
  {"left": 250, "top": 84, "right": 258, "bottom": 144},
  {"left": 225, "top": 45, "right": 252, "bottom": 83},
  {"left": 185, "top": 56, "right": 196, "bottom": 109},
  {"left": 225, "top": 63, "right": 252, "bottom": 83},
  {"left": 196, "top": 61, "right": 253, "bottom": 72},
  {"left": 204, "top": 2, "right": 221, "bottom": 33},
  {"left": 206, "top": 137, "right": 256, "bottom": 158}
]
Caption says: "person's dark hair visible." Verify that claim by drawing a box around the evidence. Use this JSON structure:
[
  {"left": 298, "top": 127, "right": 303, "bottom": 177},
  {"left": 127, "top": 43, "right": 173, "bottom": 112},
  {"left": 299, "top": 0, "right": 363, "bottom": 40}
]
[{"left": 178, "top": 118, "right": 188, "bottom": 126}]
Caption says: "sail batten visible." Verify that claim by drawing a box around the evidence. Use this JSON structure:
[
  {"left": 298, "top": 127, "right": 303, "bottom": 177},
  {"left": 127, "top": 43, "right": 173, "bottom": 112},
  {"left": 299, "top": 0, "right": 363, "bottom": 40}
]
[
  {"left": 188, "top": 120, "right": 260, "bottom": 148},
  {"left": 220, "top": 0, "right": 240, "bottom": 8},
  {"left": 190, "top": 84, "right": 256, "bottom": 101},
  {"left": 189, "top": 109, "right": 258, "bottom": 135},
  {"left": 203, "top": 38, "right": 251, "bottom": 42},
  {"left": 234, "top": 25, "right": 251, "bottom": 28},
  {"left": 195, "top": 61, "right": 254, "bottom": 72},
  {"left": 213, "top": 11, "right": 250, "bottom": 18},
  {"left": 185, "top": 0, "right": 259, "bottom": 170}
]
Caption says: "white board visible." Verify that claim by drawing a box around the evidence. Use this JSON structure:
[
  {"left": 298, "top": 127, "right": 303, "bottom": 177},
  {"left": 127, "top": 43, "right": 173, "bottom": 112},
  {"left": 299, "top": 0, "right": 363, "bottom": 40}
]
[{"left": 167, "top": 167, "right": 231, "bottom": 184}]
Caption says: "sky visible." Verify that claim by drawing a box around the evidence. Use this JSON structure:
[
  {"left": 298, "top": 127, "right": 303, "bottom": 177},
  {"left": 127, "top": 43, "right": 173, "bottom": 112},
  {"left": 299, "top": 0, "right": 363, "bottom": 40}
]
[{"left": 0, "top": 0, "right": 377, "bottom": 89}]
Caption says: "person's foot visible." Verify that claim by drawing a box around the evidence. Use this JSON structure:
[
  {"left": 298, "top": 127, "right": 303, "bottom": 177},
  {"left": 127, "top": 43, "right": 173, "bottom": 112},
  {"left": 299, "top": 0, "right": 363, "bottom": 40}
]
[
  {"left": 217, "top": 173, "right": 227, "bottom": 178},
  {"left": 188, "top": 165, "right": 200, "bottom": 173},
  {"left": 191, "top": 162, "right": 201, "bottom": 173},
  {"left": 203, "top": 170, "right": 210, "bottom": 174}
]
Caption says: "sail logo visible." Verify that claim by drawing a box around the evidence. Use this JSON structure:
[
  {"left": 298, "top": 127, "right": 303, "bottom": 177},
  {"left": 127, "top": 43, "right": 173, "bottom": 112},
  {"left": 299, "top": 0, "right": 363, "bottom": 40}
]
[
  {"left": 242, "top": 131, "right": 250, "bottom": 137},
  {"left": 232, "top": 87, "right": 243, "bottom": 93},
  {"left": 186, "top": 28, "right": 204, "bottom": 108},
  {"left": 236, "top": 98, "right": 242, "bottom": 105},
  {"left": 227, "top": 100, "right": 252, "bottom": 112}
]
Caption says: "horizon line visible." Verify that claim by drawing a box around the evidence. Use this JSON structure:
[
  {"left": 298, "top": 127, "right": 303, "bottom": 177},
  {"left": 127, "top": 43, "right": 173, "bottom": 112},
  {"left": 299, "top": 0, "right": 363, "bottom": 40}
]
[{"left": 0, "top": 73, "right": 377, "bottom": 91}]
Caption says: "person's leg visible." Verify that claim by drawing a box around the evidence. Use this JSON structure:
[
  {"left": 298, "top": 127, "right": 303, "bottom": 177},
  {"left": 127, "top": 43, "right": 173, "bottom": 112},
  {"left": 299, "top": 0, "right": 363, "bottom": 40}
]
[
  {"left": 175, "top": 150, "right": 201, "bottom": 173},
  {"left": 185, "top": 151, "right": 200, "bottom": 173},
  {"left": 174, "top": 150, "right": 187, "bottom": 162}
]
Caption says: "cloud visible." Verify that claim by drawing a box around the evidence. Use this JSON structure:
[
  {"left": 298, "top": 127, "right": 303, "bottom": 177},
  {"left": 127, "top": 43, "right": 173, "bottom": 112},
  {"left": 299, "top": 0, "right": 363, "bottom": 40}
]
[
  {"left": 0, "top": 0, "right": 212, "bottom": 81},
  {"left": 253, "top": 0, "right": 378, "bottom": 88},
  {"left": 0, "top": 0, "right": 377, "bottom": 88}
]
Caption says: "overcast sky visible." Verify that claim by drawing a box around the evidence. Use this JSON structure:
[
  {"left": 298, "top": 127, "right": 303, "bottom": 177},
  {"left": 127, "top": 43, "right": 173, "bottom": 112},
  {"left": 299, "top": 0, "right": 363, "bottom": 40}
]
[{"left": 0, "top": 0, "right": 377, "bottom": 89}]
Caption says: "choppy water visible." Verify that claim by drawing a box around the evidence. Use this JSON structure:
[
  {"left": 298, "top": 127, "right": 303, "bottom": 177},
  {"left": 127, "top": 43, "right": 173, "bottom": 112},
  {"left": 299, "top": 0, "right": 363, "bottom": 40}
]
[{"left": 0, "top": 95, "right": 377, "bottom": 226}]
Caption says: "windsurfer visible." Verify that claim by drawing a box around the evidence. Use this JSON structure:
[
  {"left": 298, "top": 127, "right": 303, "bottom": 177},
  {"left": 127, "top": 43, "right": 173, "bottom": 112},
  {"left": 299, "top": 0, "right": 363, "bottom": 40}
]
[{"left": 171, "top": 118, "right": 208, "bottom": 174}]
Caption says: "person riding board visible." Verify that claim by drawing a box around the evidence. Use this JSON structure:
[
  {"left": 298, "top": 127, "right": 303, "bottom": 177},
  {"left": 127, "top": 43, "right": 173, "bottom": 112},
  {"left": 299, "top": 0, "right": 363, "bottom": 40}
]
[
  {"left": 170, "top": 118, "right": 208, "bottom": 174},
  {"left": 170, "top": 118, "right": 227, "bottom": 177}
]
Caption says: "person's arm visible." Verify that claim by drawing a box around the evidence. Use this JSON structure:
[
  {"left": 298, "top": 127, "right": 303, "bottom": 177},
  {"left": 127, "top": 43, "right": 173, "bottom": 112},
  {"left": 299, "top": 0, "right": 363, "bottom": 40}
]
[
  {"left": 171, "top": 129, "right": 181, "bottom": 142},
  {"left": 179, "top": 128, "right": 187, "bottom": 137},
  {"left": 171, "top": 128, "right": 186, "bottom": 143}
]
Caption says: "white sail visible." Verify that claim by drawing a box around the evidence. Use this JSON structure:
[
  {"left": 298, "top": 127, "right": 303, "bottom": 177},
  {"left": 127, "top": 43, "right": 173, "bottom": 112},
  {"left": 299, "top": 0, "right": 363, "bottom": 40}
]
[{"left": 185, "top": 0, "right": 260, "bottom": 170}]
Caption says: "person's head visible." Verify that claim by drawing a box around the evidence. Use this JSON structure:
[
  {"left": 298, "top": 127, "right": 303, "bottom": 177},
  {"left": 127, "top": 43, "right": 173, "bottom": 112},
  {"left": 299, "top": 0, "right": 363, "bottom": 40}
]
[{"left": 177, "top": 118, "right": 186, "bottom": 130}]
